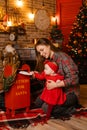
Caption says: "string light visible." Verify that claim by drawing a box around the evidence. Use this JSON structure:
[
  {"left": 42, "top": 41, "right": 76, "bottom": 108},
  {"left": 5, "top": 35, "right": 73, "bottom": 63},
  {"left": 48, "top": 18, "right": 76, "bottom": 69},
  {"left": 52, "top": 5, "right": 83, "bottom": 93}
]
[
  {"left": 16, "top": 0, "right": 23, "bottom": 8},
  {"left": 7, "top": 21, "right": 12, "bottom": 26},
  {"left": 28, "top": 13, "right": 34, "bottom": 20},
  {"left": 28, "top": 0, "right": 34, "bottom": 21}
]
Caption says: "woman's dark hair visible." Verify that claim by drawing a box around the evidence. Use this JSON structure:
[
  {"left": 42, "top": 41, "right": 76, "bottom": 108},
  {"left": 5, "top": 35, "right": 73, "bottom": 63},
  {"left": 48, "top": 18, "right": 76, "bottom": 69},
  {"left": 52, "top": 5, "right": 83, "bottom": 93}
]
[
  {"left": 35, "top": 38, "right": 58, "bottom": 52},
  {"left": 35, "top": 38, "right": 59, "bottom": 72}
]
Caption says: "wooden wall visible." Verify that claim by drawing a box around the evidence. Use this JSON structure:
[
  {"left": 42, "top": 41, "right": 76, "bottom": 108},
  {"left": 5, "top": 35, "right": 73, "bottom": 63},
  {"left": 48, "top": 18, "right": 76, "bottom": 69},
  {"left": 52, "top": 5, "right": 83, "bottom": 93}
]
[{"left": 56, "top": 0, "right": 82, "bottom": 51}]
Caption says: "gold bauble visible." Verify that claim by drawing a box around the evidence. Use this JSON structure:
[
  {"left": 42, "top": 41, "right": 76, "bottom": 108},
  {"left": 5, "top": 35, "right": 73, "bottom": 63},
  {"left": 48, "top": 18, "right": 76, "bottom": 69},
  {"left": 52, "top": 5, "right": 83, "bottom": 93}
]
[
  {"left": 83, "top": 0, "right": 87, "bottom": 6},
  {"left": 84, "top": 32, "right": 87, "bottom": 36},
  {"left": 78, "top": 50, "right": 82, "bottom": 54},
  {"left": 73, "top": 40, "right": 77, "bottom": 44}
]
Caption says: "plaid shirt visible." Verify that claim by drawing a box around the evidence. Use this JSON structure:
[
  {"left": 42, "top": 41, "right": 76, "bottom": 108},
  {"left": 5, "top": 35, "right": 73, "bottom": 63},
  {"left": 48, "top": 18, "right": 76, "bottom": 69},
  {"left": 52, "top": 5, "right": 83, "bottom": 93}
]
[{"left": 52, "top": 51, "right": 80, "bottom": 97}]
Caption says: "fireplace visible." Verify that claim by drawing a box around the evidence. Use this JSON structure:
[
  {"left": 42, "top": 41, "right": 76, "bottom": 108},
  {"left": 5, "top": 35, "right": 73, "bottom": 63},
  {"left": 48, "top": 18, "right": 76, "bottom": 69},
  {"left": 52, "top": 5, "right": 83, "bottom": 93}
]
[{"left": 16, "top": 48, "right": 36, "bottom": 70}]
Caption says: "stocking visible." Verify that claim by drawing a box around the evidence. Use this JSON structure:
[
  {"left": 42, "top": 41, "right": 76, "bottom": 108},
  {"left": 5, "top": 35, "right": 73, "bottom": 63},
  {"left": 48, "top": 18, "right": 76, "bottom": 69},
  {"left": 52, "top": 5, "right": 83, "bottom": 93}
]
[{"left": 46, "top": 104, "right": 54, "bottom": 118}]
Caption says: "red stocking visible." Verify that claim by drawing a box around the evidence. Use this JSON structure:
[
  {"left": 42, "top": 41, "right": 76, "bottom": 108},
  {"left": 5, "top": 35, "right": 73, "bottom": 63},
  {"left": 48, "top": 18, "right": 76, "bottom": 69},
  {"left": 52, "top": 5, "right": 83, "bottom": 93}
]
[{"left": 46, "top": 104, "right": 54, "bottom": 119}]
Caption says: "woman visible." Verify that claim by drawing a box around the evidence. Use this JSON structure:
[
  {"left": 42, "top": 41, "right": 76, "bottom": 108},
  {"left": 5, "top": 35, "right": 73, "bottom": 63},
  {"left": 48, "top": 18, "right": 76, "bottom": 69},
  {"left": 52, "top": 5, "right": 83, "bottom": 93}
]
[{"left": 34, "top": 38, "right": 80, "bottom": 118}]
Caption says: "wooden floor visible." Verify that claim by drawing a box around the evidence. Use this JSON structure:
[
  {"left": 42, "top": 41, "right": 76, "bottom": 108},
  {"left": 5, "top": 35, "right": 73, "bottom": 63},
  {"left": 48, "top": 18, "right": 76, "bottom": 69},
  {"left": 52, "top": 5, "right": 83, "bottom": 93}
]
[
  {"left": 79, "top": 84, "right": 87, "bottom": 108},
  {"left": 26, "top": 117, "right": 87, "bottom": 130},
  {"left": 11, "top": 84, "right": 87, "bottom": 130}
]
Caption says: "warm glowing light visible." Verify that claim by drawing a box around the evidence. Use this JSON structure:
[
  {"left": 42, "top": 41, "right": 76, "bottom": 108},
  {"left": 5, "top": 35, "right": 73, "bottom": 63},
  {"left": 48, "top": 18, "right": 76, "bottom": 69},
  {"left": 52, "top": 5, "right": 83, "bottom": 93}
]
[
  {"left": 56, "top": 16, "right": 60, "bottom": 25},
  {"left": 52, "top": 16, "right": 56, "bottom": 22},
  {"left": 16, "top": 0, "right": 23, "bottom": 7},
  {"left": 32, "top": 38, "right": 38, "bottom": 44},
  {"left": 51, "top": 16, "right": 60, "bottom": 25},
  {"left": 51, "top": 16, "right": 56, "bottom": 25},
  {"left": 7, "top": 21, "right": 12, "bottom": 26},
  {"left": 28, "top": 13, "right": 34, "bottom": 20}
]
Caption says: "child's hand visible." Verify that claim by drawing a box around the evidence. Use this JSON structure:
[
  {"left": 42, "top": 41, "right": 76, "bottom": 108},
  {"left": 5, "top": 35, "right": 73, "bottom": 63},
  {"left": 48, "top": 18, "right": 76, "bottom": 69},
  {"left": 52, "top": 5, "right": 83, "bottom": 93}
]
[
  {"left": 34, "top": 71, "right": 38, "bottom": 73},
  {"left": 29, "top": 71, "right": 34, "bottom": 75}
]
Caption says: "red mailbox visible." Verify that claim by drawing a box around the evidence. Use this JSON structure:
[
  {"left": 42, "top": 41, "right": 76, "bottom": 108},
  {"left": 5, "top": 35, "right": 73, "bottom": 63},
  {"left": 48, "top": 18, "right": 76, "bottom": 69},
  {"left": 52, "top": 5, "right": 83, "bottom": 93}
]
[{"left": 5, "top": 73, "right": 30, "bottom": 117}]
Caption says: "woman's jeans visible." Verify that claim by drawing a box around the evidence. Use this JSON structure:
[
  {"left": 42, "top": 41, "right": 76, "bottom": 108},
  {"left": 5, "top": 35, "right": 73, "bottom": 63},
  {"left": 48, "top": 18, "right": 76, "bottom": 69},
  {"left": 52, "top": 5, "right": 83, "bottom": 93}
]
[{"left": 35, "top": 92, "right": 79, "bottom": 117}]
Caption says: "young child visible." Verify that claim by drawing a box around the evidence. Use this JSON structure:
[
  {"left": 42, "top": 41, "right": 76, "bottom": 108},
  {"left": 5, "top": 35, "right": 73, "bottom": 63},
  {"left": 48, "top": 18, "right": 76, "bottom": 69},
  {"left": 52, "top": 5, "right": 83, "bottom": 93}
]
[{"left": 32, "top": 60, "right": 66, "bottom": 119}]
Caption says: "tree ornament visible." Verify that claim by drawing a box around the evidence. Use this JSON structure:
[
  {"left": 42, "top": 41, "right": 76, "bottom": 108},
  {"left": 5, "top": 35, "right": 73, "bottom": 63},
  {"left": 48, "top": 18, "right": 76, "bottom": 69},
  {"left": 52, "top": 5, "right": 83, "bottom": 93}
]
[
  {"left": 78, "top": 50, "right": 82, "bottom": 54},
  {"left": 73, "top": 40, "right": 77, "bottom": 44},
  {"left": 83, "top": 0, "right": 87, "bottom": 6},
  {"left": 85, "top": 24, "right": 87, "bottom": 27},
  {"left": 84, "top": 32, "right": 87, "bottom": 36},
  {"left": 77, "top": 32, "right": 82, "bottom": 37}
]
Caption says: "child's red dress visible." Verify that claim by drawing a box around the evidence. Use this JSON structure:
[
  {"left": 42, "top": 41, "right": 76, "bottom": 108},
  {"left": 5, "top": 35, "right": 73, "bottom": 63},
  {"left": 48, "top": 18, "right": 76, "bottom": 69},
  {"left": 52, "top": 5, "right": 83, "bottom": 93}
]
[{"left": 34, "top": 72, "right": 66, "bottom": 105}]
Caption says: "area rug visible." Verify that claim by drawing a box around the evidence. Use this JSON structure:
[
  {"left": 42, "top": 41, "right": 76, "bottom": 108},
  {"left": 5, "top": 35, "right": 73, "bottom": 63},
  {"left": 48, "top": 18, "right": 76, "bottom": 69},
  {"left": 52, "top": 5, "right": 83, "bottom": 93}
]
[
  {"left": 0, "top": 108, "right": 46, "bottom": 129},
  {"left": 74, "top": 107, "right": 87, "bottom": 118},
  {"left": 0, "top": 107, "right": 87, "bottom": 130}
]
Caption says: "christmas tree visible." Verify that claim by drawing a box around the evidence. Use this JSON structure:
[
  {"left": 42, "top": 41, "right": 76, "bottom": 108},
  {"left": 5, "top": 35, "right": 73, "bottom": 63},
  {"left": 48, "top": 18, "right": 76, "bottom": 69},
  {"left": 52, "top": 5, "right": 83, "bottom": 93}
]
[
  {"left": 67, "top": 1, "right": 87, "bottom": 59},
  {"left": 50, "top": 24, "right": 64, "bottom": 42},
  {"left": 66, "top": 0, "right": 87, "bottom": 84}
]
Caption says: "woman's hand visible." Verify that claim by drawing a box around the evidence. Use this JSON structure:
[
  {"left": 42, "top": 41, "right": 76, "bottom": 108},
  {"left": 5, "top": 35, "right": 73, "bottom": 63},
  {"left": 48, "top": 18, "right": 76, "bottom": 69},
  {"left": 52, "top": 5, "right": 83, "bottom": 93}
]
[
  {"left": 46, "top": 80, "right": 58, "bottom": 90},
  {"left": 46, "top": 80, "right": 65, "bottom": 90}
]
